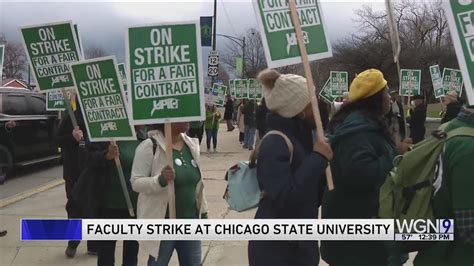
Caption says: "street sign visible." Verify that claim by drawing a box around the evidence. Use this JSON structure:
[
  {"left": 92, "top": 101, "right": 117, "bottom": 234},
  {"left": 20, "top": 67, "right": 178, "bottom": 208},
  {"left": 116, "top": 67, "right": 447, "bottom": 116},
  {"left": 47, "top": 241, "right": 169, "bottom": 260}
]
[
  {"left": 212, "top": 83, "right": 227, "bottom": 107},
  {"left": 319, "top": 78, "right": 336, "bottom": 104},
  {"left": 443, "top": 0, "right": 474, "bottom": 104},
  {"left": 71, "top": 56, "right": 136, "bottom": 142},
  {"left": 253, "top": 0, "right": 332, "bottom": 68},
  {"left": 235, "top": 57, "right": 243, "bottom": 77},
  {"left": 200, "top": 16, "right": 213, "bottom": 47},
  {"left": 0, "top": 44, "right": 4, "bottom": 80},
  {"left": 429, "top": 65, "right": 445, "bottom": 98},
  {"left": 330, "top": 71, "right": 348, "bottom": 97},
  {"left": 442, "top": 68, "right": 463, "bottom": 95},
  {"left": 46, "top": 89, "right": 68, "bottom": 111},
  {"left": 208, "top": 50, "right": 219, "bottom": 77},
  {"left": 228, "top": 79, "right": 236, "bottom": 97},
  {"left": 400, "top": 69, "right": 422, "bottom": 96},
  {"left": 20, "top": 21, "right": 82, "bottom": 91},
  {"left": 126, "top": 21, "right": 205, "bottom": 124}
]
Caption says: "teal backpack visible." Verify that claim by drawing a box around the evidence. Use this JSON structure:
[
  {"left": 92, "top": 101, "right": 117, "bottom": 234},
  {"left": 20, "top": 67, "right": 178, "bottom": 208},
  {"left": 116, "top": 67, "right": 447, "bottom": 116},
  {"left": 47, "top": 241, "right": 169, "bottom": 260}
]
[
  {"left": 379, "top": 124, "right": 474, "bottom": 242},
  {"left": 223, "top": 131, "right": 293, "bottom": 212}
]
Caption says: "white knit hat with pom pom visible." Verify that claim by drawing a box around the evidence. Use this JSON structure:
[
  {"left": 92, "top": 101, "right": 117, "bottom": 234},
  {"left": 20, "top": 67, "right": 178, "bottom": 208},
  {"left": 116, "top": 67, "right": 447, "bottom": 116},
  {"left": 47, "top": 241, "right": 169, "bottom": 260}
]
[{"left": 257, "top": 69, "right": 311, "bottom": 118}]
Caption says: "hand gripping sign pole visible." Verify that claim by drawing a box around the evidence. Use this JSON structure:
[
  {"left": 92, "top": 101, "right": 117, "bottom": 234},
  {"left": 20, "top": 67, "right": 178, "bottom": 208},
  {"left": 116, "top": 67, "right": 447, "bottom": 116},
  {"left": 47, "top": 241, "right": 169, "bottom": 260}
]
[
  {"left": 288, "top": 0, "right": 334, "bottom": 191},
  {"left": 61, "top": 89, "right": 78, "bottom": 128},
  {"left": 111, "top": 139, "right": 135, "bottom": 217},
  {"left": 165, "top": 123, "right": 177, "bottom": 219}
]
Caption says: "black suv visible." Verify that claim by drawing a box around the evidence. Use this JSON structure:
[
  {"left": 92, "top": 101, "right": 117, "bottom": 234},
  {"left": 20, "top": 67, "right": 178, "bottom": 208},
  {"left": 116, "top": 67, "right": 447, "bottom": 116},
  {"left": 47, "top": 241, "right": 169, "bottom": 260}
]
[{"left": 0, "top": 87, "right": 60, "bottom": 182}]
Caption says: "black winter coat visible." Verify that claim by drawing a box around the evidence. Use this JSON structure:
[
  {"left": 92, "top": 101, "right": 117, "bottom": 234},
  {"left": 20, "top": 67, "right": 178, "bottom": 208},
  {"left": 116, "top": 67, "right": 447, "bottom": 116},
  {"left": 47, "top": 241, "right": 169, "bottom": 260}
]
[
  {"left": 71, "top": 141, "right": 112, "bottom": 218},
  {"left": 224, "top": 98, "right": 234, "bottom": 120},
  {"left": 53, "top": 108, "right": 86, "bottom": 183},
  {"left": 408, "top": 104, "right": 427, "bottom": 144},
  {"left": 248, "top": 112, "right": 328, "bottom": 266}
]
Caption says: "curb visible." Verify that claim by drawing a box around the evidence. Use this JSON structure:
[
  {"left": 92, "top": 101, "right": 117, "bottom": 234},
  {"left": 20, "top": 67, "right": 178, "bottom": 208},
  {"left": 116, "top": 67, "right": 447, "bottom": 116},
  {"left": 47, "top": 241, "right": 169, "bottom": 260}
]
[{"left": 0, "top": 179, "right": 64, "bottom": 208}]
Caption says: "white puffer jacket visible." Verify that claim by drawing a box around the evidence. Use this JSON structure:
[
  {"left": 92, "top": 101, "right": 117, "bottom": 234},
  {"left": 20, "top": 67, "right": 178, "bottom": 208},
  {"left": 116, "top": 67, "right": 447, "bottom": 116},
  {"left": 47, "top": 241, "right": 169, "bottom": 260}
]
[{"left": 131, "top": 130, "right": 208, "bottom": 258}]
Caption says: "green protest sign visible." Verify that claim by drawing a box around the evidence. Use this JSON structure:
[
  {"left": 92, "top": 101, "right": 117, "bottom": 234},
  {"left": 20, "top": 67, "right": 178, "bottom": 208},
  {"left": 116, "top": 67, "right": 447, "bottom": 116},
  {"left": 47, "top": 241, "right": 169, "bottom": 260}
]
[
  {"left": 212, "top": 83, "right": 227, "bottom": 107},
  {"left": 429, "top": 65, "right": 445, "bottom": 98},
  {"left": 20, "top": 21, "right": 82, "bottom": 91},
  {"left": 248, "top": 78, "right": 264, "bottom": 100},
  {"left": 242, "top": 79, "right": 249, "bottom": 99},
  {"left": 319, "top": 78, "right": 336, "bottom": 104},
  {"left": 127, "top": 22, "right": 205, "bottom": 124},
  {"left": 0, "top": 44, "right": 4, "bottom": 79},
  {"left": 253, "top": 0, "right": 332, "bottom": 68},
  {"left": 46, "top": 89, "right": 68, "bottom": 111},
  {"left": 399, "top": 69, "right": 421, "bottom": 96},
  {"left": 204, "top": 87, "right": 215, "bottom": 105},
  {"left": 117, "top": 63, "right": 128, "bottom": 93},
  {"left": 443, "top": 0, "right": 474, "bottom": 104},
  {"left": 229, "top": 79, "right": 236, "bottom": 97},
  {"left": 442, "top": 68, "right": 463, "bottom": 95},
  {"left": 71, "top": 56, "right": 136, "bottom": 142},
  {"left": 330, "top": 71, "right": 348, "bottom": 97},
  {"left": 234, "top": 79, "right": 244, "bottom": 99}
]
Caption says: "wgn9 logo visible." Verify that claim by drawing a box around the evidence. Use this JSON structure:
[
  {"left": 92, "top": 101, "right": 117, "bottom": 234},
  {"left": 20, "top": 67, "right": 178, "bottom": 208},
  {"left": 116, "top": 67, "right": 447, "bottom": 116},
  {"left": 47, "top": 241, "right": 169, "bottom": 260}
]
[{"left": 395, "top": 219, "right": 454, "bottom": 241}]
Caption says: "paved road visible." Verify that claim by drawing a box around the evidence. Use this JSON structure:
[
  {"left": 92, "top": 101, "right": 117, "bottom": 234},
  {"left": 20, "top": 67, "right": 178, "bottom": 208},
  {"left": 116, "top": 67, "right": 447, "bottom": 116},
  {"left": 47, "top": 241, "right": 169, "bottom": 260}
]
[{"left": 0, "top": 162, "right": 62, "bottom": 200}]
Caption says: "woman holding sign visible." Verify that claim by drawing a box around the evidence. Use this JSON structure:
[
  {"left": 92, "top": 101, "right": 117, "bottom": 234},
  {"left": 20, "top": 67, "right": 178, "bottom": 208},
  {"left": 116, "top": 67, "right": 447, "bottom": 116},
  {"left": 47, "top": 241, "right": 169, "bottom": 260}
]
[
  {"left": 131, "top": 123, "right": 208, "bottom": 266},
  {"left": 248, "top": 69, "right": 333, "bottom": 266},
  {"left": 321, "top": 69, "right": 411, "bottom": 266}
]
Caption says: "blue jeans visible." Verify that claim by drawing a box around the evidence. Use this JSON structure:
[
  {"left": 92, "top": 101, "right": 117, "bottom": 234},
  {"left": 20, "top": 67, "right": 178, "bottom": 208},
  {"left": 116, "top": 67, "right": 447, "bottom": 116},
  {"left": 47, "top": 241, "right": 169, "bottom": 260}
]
[
  {"left": 147, "top": 240, "right": 201, "bottom": 266},
  {"left": 244, "top": 126, "right": 256, "bottom": 149},
  {"left": 205, "top": 129, "right": 218, "bottom": 150}
]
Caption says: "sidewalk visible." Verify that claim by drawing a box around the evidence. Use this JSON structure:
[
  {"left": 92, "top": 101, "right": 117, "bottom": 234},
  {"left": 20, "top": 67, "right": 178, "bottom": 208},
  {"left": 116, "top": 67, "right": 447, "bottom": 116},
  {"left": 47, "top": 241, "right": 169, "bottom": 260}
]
[
  {"left": 0, "top": 124, "right": 415, "bottom": 265},
  {"left": 0, "top": 125, "right": 255, "bottom": 266}
]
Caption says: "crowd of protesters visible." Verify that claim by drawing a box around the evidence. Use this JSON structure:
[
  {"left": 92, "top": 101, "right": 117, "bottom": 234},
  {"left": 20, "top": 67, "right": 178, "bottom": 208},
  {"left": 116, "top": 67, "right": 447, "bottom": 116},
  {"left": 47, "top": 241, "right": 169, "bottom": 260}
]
[{"left": 44, "top": 64, "right": 473, "bottom": 266}]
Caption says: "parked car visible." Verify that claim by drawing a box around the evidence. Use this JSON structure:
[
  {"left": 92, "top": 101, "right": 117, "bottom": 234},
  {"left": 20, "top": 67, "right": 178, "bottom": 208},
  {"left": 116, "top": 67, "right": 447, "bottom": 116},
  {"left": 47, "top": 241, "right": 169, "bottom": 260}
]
[{"left": 0, "top": 87, "right": 60, "bottom": 183}]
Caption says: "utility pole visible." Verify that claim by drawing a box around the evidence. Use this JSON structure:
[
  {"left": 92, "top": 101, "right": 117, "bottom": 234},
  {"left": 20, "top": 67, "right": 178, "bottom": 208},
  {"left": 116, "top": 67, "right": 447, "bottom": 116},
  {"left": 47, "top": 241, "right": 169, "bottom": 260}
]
[
  {"left": 241, "top": 37, "right": 245, "bottom": 79},
  {"left": 211, "top": 0, "right": 217, "bottom": 87}
]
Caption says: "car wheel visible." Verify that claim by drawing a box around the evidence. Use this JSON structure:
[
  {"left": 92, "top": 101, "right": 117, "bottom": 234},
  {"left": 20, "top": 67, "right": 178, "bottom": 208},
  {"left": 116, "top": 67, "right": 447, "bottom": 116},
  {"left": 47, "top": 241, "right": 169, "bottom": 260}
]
[{"left": 0, "top": 145, "right": 13, "bottom": 184}]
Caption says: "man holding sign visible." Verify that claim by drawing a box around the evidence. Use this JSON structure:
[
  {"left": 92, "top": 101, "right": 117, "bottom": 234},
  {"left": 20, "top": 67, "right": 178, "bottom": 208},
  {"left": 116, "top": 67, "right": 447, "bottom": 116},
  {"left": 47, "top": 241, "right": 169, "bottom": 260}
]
[
  {"left": 127, "top": 21, "right": 208, "bottom": 265},
  {"left": 70, "top": 56, "right": 139, "bottom": 265}
]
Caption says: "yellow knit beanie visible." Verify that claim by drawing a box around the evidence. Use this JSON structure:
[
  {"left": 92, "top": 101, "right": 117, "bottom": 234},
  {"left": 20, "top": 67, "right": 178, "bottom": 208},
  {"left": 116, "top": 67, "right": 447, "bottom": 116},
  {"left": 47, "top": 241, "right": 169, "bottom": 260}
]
[{"left": 349, "top": 69, "right": 387, "bottom": 102}]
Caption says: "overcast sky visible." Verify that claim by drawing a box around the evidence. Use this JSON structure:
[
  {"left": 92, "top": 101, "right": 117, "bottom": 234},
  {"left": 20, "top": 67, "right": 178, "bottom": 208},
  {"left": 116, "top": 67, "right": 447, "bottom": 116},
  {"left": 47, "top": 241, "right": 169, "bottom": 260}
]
[{"left": 0, "top": 0, "right": 385, "bottom": 67}]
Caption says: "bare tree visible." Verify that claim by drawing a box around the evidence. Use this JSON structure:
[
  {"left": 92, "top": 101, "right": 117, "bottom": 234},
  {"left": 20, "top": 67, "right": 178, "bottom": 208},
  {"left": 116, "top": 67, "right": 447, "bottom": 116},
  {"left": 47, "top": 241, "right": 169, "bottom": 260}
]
[
  {"left": 84, "top": 45, "right": 107, "bottom": 59},
  {"left": 3, "top": 41, "right": 27, "bottom": 79},
  {"left": 221, "top": 28, "right": 267, "bottom": 79}
]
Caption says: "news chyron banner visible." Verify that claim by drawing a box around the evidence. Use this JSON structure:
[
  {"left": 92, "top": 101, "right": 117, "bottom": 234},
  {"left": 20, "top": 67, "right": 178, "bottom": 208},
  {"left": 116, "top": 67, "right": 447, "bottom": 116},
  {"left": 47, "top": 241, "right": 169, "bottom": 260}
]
[
  {"left": 70, "top": 56, "right": 136, "bottom": 142},
  {"left": 126, "top": 21, "right": 205, "bottom": 125},
  {"left": 21, "top": 219, "right": 454, "bottom": 242},
  {"left": 20, "top": 21, "right": 82, "bottom": 92}
]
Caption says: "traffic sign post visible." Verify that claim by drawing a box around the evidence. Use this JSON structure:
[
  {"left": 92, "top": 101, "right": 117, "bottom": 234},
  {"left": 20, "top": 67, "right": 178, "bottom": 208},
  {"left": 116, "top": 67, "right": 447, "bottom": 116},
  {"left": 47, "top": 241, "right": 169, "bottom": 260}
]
[{"left": 208, "top": 50, "right": 219, "bottom": 77}]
